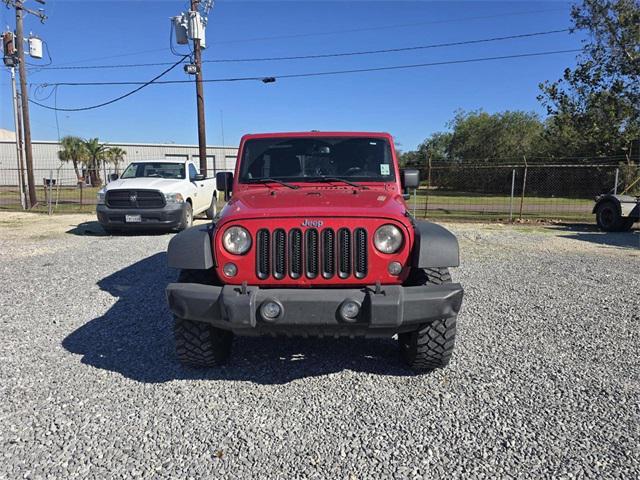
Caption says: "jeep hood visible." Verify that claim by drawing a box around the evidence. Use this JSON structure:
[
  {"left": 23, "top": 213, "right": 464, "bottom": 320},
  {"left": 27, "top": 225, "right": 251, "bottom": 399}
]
[
  {"left": 219, "top": 188, "right": 408, "bottom": 221},
  {"left": 104, "top": 177, "right": 184, "bottom": 192}
]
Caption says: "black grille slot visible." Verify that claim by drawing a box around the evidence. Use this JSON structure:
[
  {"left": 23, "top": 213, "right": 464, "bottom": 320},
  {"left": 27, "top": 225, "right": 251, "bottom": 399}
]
[
  {"left": 256, "top": 229, "right": 270, "bottom": 279},
  {"left": 305, "top": 228, "right": 319, "bottom": 278},
  {"left": 322, "top": 228, "right": 335, "bottom": 279},
  {"left": 289, "top": 229, "right": 303, "bottom": 279},
  {"left": 105, "top": 189, "right": 165, "bottom": 209},
  {"left": 338, "top": 228, "right": 351, "bottom": 278},
  {"left": 273, "top": 229, "right": 286, "bottom": 279},
  {"left": 354, "top": 228, "right": 368, "bottom": 278}
]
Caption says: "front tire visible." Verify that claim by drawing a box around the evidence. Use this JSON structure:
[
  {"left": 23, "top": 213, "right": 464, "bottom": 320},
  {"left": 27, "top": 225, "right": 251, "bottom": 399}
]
[
  {"left": 205, "top": 193, "right": 217, "bottom": 220},
  {"left": 595, "top": 201, "right": 628, "bottom": 232},
  {"left": 398, "top": 267, "right": 457, "bottom": 372},
  {"left": 173, "top": 269, "right": 232, "bottom": 367},
  {"left": 177, "top": 202, "right": 193, "bottom": 231}
]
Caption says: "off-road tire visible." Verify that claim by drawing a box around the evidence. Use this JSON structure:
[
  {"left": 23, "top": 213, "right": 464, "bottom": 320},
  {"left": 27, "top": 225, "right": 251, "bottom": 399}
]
[
  {"left": 595, "top": 201, "right": 627, "bottom": 232},
  {"left": 205, "top": 193, "right": 217, "bottom": 220},
  {"left": 174, "top": 269, "right": 232, "bottom": 367},
  {"left": 399, "top": 267, "right": 456, "bottom": 372},
  {"left": 177, "top": 202, "right": 193, "bottom": 231}
]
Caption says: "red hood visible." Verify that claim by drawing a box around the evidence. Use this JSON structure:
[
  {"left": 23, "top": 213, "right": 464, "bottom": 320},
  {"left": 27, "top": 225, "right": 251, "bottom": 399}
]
[{"left": 218, "top": 186, "right": 408, "bottom": 223}]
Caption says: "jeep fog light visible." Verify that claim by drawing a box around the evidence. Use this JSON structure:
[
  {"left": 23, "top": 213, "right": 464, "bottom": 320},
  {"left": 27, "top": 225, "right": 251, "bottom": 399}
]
[
  {"left": 222, "top": 226, "right": 252, "bottom": 254},
  {"left": 339, "top": 300, "right": 360, "bottom": 320},
  {"left": 374, "top": 224, "right": 403, "bottom": 253},
  {"left": 260, "top": 300, "right": 281, "bottom": 320},
  {"left": 388, "top": 261, "right": 402, "bottom": 275},
  {"left": 223, "top": 263, "right": 237, "bottom": 277}
]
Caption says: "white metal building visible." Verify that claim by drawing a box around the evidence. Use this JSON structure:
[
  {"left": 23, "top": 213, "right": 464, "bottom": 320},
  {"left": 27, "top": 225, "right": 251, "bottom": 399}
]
[{"left": 0, "top": 137, "right": 239, "bottom": 185}]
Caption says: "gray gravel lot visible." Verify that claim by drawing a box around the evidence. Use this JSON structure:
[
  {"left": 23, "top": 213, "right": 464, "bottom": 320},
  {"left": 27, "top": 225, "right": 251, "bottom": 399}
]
[{"left": 1, "top": 213, "right": 639, "bottom": 479}]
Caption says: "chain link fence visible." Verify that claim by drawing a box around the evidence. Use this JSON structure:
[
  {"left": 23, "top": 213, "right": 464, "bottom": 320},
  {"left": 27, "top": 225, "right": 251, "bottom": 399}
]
[{"left": 1, "top": 161, "right": 639, "bottom": 220}]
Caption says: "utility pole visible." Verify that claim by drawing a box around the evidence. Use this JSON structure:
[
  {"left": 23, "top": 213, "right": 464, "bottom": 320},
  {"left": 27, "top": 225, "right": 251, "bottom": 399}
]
[
  {"left": 9, "top": 66, "right": 27, "bottom": 208},
  {"left": 191, "top": 0, "right": 208, "bottom": 177},
  {"left": 4, "top": 0, "right": 46, "bottom": 208}
]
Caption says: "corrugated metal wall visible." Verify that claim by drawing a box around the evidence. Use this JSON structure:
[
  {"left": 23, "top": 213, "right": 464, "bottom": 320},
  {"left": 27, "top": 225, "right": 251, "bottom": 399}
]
[{"left": 0, "top": 141, "right": 238, "bottom": 185}]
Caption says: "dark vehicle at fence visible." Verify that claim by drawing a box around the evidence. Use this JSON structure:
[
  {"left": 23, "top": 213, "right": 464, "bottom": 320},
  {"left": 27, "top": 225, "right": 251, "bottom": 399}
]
[{"left": 165, "top": 131, "right": 464, "bottom": 373}]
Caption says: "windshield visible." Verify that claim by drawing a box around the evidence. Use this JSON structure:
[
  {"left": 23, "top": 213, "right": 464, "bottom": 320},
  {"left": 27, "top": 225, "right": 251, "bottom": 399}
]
[
  {"left": 121, "top": 162, "right": 185, "bottom": 180},
  {"left": 239, "top": 137, "right": 395, "bottom": 183}
]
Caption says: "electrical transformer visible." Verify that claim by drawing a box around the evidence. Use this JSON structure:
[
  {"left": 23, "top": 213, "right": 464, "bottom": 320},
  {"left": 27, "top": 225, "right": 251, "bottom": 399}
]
[{"left": 28, "top": 36, "right": 43, "bottom": 59}]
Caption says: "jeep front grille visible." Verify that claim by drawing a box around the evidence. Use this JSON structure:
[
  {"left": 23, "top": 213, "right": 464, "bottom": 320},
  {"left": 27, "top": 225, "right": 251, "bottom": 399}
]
[
  {"left": 105, "top": 189, "right": 165, "bottom": 209},
  {"left": 256, "top": 227, "right": 368, "bottom": 280}
]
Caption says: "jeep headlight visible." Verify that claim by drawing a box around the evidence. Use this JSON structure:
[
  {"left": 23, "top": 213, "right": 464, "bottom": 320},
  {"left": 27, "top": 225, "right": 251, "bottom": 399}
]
[
  {"left": 96, "top": 190, "right": 106, "bottom": 205},
  {"left": 164, "top": 192, "right": 184, "bottom": 204},
  {"left": 374, "top": 224, "right": 403, "bottom": 253},
  {"left": 222, "top": 226, "right": 252, "bottom": 255}
]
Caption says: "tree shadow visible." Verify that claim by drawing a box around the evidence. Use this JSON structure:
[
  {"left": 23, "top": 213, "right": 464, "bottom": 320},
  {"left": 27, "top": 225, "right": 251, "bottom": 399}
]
[
  {"left": 548, "top": 223, "right": 640, "bottom": 249},
  {"left": 62, "top": 252, "right": 411, "bottom": 384}
]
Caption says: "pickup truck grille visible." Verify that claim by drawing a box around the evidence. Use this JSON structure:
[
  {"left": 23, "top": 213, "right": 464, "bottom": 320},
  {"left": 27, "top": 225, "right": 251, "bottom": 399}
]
[
  {"left": 105, "top": 189, "right": 165, "bottom": 209},
  {"left": 256, "top": 227, "right": 368, "bottom": 280}
]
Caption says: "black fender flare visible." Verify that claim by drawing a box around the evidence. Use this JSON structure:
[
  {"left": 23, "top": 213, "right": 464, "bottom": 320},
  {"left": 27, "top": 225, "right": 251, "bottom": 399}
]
[
  {"left": 411, "top": 220, "right": 460, "bottom": 268},
  {"left": 167, "top": 224, "right": 215, "bottom": 270},
  {"left": 593, "top": 195, "right": 621, "bottom": 215}
]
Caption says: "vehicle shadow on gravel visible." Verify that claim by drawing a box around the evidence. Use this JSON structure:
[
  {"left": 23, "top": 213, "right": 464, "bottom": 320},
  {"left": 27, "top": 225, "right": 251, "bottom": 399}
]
[
  {"left": 66, "top": 220, "right": 211, "bottom": 237},
  {"left": 62, "top": 252, "right": 410, "bottom": 384},
  {"left": 550, "top": 223, "right": 640, "bottom": 249}
]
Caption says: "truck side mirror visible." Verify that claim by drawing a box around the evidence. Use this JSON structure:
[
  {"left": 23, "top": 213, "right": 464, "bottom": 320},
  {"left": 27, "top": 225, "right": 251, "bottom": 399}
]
[
  {"left": 216, "top": 171, "right": 234, "bottom": 201},
  {"left": 401, "top": 169, "right": 420, "bottom": 190},
  {"left": 193, "top": 174, "right": 205, "bottom": 181},
  {"left": 108, "top": 173, "right": 119, "bottom": 182}
]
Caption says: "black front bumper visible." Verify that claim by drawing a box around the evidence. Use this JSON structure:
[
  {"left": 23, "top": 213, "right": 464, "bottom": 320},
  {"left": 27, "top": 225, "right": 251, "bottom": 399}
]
[
  {"left": 97, "top": 204, "right": 186, "bottom": 230},
  {"left": 165, "top": 282, "right": 464, "bottom": 337}
]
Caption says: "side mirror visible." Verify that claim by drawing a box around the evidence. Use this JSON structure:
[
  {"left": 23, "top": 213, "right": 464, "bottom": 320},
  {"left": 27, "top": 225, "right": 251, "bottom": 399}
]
[
  {"left": 108, "top": 173, "right": 119, "bottom": 182},
  {"left": 401, "top": 169, "right": 420, "bottom": 189},
  {"left": 193, "top": 173, "right": 205, "bottom": 181},
  {"left": 216, "top": 171, "right": 234, "bottom": 201}
]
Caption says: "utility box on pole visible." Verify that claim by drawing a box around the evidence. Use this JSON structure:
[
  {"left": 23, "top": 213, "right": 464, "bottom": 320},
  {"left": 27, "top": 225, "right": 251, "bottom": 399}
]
[
  {"left": 172, "top": 15, "right": 189, "bottom": 45},
  {"left": 28, "top": 36, "right": 42, "bottom": 59}
]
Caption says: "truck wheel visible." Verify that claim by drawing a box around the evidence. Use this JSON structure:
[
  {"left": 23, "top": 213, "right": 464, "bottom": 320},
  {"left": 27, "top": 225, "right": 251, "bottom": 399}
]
[
  {"left": 178, "top": 202, "right": 193, "bottom": 231},
  {"left": 174, "top": 269, "right": 232, "bottom": 367},
  {"left": 595, "top": 201, "right": 625, "bottom": 232},
  {"left": 205, "top": 193, "right": 217, "bottom": 220},
  {"left": 398, "top": 267, "right": 456, "bottom": 372}
]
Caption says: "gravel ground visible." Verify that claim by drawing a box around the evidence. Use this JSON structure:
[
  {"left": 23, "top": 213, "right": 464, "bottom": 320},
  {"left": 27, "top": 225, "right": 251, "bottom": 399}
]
[{"left": 1, "top": 213, "right": 639, "bottom": 479}]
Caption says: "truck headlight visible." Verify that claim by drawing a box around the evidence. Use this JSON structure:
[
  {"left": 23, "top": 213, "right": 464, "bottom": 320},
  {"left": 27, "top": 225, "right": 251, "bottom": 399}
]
[
  {"left": 96, "top": 190, "right": 106, "bottom": 205},
  {"left": 374, "top": 224, "right": 403, "bottom": 253},
  {"left": 222, "top": 226, "right": 252, "bottom": 255},
  {"left": 164, "top": 192, "right": 184, "bottom": 204}
]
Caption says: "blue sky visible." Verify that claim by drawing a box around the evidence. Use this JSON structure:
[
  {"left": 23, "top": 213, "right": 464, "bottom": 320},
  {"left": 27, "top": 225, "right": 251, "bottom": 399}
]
[{"left": 1, "top": 1, "right": 580, "bottom": 150}]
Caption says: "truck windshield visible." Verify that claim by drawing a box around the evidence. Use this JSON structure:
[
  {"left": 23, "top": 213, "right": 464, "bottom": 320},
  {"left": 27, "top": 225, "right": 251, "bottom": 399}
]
[
  {"left": 239, "top": 137, "right": 395, "bottom": 184},
  {"left": 121, "top": 162, "right": 185, "bottom": 180}
]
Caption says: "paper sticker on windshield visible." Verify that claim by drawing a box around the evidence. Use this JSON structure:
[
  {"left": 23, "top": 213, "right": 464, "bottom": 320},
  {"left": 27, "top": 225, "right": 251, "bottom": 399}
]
[{"left": 380, "top": 164, "right": 390, "bottom": 176}]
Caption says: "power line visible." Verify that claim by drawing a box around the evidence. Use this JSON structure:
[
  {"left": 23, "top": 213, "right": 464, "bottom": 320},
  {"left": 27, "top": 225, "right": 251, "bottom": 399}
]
[
  {"left": 27, "top": 7, "right": 569, "bottom": 68},
  {"left": 32, "top": 28, "right": 573, "bottom": 70},
  {"left": 31, "top": 49, "right": 582, "bottom": 90},
  {"left": 28, "top": 56, "right": 188, "bottom": 112}
]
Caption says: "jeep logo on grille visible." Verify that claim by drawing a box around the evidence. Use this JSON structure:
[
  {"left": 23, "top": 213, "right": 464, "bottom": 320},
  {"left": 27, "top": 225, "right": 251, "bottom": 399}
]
[
  {"left": 302, "top": 219, "right": 323, "bottom": 228},
  {"left": 129, "top": 193, "right": 137, "bottom": 203}
]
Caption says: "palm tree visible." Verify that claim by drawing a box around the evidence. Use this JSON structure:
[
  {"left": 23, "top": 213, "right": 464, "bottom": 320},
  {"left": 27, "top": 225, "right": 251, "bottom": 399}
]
[
  {"left": 57, "top": 136, "right": 87, "bottom": 182},
  {"left": 83, "top": 138, "right": 108, "bottom": 186},
  {"left": 105, "top": 146, "right": 126, "bottom": 175}
]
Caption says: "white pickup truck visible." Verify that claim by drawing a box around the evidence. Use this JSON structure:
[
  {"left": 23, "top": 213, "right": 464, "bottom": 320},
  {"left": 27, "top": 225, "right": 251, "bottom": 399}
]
[{"left": 96, "top": 158, "right": 217, "bottom": 233}]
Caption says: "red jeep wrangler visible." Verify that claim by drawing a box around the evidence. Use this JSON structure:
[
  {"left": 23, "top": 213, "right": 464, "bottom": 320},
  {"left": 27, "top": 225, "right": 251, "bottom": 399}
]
[{"left": 166, "top": 132, "right": 463, "bottom": 372}]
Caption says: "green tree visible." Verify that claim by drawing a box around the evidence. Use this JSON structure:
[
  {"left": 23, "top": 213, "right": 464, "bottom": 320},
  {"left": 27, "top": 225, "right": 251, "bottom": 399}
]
[
  {"left": 538, "top": 0, "right": 640, "bottom": 158},
  {"left": 83, "top": 138, "right": 108, "bottom": 186},
  {"left": 105, "top": 146, "right": 127, "bottom": 175},
  {"left": 57, "top": 136, "right": 87, "bottom": 181}
]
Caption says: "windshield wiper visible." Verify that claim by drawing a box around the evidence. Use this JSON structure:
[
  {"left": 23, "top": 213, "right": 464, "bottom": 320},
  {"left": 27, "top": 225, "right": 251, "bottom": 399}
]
[
  {"left": 307, "top": 177, "right": 368, "bottom": 189},
  {"left": 251, "top": 178, "right": 299, "bottom": 189}
]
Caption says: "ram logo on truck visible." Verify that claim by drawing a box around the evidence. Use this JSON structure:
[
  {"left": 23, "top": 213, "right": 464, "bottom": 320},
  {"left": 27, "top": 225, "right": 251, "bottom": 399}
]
[{"left": 166, "top": 131, "right": 464, "bottom": 373}]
